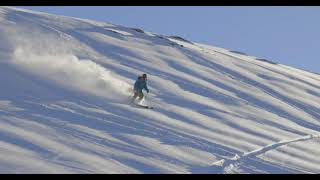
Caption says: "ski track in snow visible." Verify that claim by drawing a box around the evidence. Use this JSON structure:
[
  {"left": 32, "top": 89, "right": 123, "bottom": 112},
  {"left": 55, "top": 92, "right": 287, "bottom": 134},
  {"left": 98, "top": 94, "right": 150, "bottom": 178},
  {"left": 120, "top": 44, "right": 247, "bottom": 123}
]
[{"left": 209, "top": 134, "right": 320, "bottom": 174}]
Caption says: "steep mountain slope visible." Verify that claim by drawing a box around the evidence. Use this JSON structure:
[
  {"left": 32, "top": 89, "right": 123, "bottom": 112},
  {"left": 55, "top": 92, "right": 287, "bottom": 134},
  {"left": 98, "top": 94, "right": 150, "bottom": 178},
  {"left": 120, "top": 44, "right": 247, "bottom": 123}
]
[{"left": 0, "top": 7, "right": 320, "bottom": 174}]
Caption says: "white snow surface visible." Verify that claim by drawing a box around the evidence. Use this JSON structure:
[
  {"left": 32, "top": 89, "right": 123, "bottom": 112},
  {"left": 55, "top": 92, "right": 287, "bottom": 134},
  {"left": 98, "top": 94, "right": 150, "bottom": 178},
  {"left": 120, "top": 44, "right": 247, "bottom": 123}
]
[{"left": 0, "top": 6, "right": 320, "bottom": 174}]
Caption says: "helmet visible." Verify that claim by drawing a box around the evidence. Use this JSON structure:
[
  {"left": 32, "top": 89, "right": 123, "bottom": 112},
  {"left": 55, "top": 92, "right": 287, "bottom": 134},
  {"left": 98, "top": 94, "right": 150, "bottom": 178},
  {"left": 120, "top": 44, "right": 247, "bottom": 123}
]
[{"left": 142, "top": 73, "right": 147, "bottom": 78}]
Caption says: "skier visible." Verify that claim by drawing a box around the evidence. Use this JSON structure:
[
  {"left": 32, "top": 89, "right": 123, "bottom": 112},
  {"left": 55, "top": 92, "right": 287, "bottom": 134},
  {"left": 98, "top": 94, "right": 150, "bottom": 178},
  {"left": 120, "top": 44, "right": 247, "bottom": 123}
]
[{"left": 131, "top": 73, "right": 149, "bottom": 104}]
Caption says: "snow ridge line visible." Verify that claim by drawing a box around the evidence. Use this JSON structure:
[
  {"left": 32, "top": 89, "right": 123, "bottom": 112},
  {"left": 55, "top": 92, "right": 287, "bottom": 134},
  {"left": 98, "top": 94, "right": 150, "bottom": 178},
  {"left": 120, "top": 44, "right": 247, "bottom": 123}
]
[{"left": 211, "top": 134, "right": 320, "bottom": 173}]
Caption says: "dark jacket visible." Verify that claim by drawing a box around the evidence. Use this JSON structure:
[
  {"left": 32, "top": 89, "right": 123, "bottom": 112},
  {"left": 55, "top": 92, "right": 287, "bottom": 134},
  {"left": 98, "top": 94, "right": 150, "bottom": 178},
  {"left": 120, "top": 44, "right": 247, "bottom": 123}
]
[{"left": 134, "top": 77, "right": 149, "bottom": 93}]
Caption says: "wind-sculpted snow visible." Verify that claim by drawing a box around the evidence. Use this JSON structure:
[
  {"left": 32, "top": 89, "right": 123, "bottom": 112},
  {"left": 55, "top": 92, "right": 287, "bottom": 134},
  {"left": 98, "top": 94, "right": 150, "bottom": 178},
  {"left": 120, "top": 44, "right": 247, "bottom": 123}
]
[{"left": 0, "top": 6, "right": 320, "bottom": 174}]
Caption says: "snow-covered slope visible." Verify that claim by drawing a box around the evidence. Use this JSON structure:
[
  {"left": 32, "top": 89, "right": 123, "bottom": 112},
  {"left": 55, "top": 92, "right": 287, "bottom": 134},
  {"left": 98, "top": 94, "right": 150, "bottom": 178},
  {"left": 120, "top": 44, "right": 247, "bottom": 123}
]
[{"left": 0, "top": 6, "right": 320, "bottom": 174}]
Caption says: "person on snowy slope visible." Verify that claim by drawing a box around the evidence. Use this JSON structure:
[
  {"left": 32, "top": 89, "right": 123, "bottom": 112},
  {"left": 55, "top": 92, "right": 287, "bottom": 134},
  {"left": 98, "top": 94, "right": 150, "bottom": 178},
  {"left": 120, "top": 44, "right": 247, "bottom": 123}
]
[{"left": 131, "top": 73, "right": 149, "bottom": 103}]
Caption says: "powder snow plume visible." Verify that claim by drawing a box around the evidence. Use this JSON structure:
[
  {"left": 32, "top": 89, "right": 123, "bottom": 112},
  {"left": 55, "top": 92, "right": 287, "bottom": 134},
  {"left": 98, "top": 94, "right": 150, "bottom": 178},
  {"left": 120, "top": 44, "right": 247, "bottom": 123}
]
[{"left": 9, "top": 29, "right": 132, "bottom": 102}]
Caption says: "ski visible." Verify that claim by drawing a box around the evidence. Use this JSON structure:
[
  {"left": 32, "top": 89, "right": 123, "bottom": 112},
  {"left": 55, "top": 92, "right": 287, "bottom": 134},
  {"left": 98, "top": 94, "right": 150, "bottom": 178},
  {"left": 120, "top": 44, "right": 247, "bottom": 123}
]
[{"left": 135, "top": 104, "right": 153, "bottom": 109}]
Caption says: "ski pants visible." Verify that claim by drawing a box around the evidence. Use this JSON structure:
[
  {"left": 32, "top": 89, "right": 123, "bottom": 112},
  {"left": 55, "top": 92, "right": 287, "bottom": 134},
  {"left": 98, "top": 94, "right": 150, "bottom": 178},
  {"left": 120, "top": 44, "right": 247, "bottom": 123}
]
[{"left": 132, "top": 91, "right": 144, "bottom": 101}]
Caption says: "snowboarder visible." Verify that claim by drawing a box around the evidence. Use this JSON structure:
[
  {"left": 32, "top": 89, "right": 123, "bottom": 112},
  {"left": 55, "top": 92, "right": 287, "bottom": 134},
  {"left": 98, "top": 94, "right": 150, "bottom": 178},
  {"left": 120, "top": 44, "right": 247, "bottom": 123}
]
[{"left": 131, "top": 73, "right": 149, "bottom": 104}]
